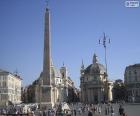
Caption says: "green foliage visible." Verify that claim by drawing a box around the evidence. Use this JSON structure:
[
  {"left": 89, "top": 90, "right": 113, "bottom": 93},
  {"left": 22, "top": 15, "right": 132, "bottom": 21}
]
[{"left": 113, "top": 79, "right": 127, "bottom": 102}]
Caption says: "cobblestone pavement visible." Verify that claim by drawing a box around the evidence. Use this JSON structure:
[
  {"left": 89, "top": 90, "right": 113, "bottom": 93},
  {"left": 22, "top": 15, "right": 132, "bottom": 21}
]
[
  {"left": 31, "top": 103, "right": 140, "bottom": 116},
  {"left": 123, "top": 104, "right": 140, "bottom": 116},
  {"left": 70, "top": 103, "right": 140, "bottom": 116}
]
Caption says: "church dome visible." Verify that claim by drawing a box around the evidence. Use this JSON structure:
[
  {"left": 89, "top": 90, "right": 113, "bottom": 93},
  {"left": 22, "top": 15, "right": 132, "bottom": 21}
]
[
  {"left": 85, "top": 63, "right": 106, "bottom": 75},
  {"left": 84, "top": 53, "right": 106, "bottom": 75}
]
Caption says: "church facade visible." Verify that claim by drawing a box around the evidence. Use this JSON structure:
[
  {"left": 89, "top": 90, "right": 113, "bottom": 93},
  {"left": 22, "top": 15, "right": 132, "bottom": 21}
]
[{"left": 80, "top": 54, "right": 113, "bottom": 104}]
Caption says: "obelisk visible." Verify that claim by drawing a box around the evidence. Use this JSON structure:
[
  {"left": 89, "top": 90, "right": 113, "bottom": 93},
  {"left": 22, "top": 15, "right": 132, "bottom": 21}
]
[
  {"left": 41, "top": 7, "right": 52, "bottom": 108},
  {"left": 43, "top": 7, "right": 51, "bottom": 85}
]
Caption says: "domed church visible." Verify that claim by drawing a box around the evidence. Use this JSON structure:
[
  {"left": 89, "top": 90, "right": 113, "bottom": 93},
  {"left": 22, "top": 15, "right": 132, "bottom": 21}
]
[{"left": 80, "top": 53, "right": 113, "bottom": 104}]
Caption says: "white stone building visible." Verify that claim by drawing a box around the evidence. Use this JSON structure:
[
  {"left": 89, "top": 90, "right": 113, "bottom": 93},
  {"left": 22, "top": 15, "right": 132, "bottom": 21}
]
[
  {"left": 0, "top": 69, "right": 22, "bottom": 106},
  {"left": 124, "top": 64, "right": 140, "bottom": 102}
]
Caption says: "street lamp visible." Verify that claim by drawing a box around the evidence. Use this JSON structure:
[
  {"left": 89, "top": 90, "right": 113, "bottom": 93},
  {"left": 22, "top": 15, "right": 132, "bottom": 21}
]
[
  {"left": 99, "top": 32, "right": 110, "bottom": 78},
  {"left": 99, "top": 33, "right": 110, "bottom": 102}
]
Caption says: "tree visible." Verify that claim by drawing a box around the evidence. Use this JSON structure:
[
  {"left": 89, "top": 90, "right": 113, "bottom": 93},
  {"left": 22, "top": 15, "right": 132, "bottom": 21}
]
[
  {"left": 112, "top": 79, "right": 127, "bottom": 102},
  {"left": 67, "top": 87, "right": 80, "bottom": 103}
]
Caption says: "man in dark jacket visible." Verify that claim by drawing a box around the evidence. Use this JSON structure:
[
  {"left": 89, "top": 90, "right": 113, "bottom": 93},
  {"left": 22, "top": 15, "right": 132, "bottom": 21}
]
[
  {"left": 88, "top": 110, "right": 93, "bottom": 116},
  {"left": 119, "top": 105, "right": 124, "bottom": 115}
]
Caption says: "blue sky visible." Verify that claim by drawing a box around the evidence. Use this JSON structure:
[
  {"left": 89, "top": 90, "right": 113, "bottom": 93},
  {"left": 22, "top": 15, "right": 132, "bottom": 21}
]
[{"left": 0, "top": 0, "right": 140, "bottom": 88}]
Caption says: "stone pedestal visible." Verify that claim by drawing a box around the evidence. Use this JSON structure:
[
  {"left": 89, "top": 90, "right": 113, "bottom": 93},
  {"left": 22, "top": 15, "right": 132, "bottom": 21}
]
[
  {"left": 39, "top": 86, "right": 55, "bottom": 110},
  {"left": 40, "top": 102, "right": 53, "bottom": 110}
]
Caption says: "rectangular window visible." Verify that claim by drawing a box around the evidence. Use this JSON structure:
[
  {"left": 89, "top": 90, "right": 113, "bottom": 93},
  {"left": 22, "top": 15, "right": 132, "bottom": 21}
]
[
  {"left": 135, "top": 76, "right": 137, "bottom": 81},
  {"left": 0, "top": 75, "right": 3, "bottom": 80},
  {"left": 3, "top": 75, "right": 6, "bottom": 80},
  {"left": 3, "top": 81, "right": 7, "bottom": 87},
  {"left": 129, "top": 76, "right": 131, "bottom": 82}
]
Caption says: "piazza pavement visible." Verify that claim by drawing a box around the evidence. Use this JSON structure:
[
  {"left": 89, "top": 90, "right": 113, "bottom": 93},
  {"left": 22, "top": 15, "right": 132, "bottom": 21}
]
[{"left": 69, "top": 103, "right": 140, "bottom": 116}]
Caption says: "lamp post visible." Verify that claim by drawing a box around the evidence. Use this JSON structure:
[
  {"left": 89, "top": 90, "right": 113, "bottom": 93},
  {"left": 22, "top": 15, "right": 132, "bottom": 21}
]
[
  {"left": 99, "top": 33, "right": 110, "bottom": 78},
  {"left": 99, "top": 33, "right": 110, "bottom": 102}
]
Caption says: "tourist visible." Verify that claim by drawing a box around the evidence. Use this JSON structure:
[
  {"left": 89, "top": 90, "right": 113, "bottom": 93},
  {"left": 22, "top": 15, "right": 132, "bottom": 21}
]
[
  {"left": 119, "top": 105, "right": 124, "bottom": 116},
  {"left": 105, "top": 106, "right": 108, "bottom": 115},
  {"left": 122, "top": 112, "right": 127, "bottom": 116},
  {"left": 98, "top": 106, "right": 101, "bottom": 114},
  {"left": 111, "top": 106, "right": 115, "bottom": 116},
  {"left": 82, "top": 106, "right": 85, "bottom": 113},
  {"left": 93, "top": 106, "right": 96, "bottom": 114},
  {"left": 74, "top": 109, "right": 76, "bottom": 116},
  {"left": 78, "top": 107, "right": 81, "bottom": 115},
  {"left": 42, "top": 110, "right": 46, "bottom": 116},
  {"left": 48, "top": 109, "right": 51, "bottom": 116},
  {"left": 107, "top": 105, "right": 110, "bottom": 115},
  {"left": 88, "top": 110, "right": 93, "bottom": 116}
]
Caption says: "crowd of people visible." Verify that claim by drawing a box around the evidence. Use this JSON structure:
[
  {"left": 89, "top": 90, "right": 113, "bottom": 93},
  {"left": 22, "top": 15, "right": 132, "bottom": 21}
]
[
  {"left": 0, "top": 102, "right": 128, "bottom": 116},
  {"left": 69, "top": 103, "right": 127, "bottom": 116},
  {"left": 0, "top": 104, "right": 38, "bottom": 115}
]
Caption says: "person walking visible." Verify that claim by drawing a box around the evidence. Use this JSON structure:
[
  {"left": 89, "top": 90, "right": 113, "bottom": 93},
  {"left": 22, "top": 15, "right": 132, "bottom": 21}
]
[
  {"left": 88, "top": 110, "right": 93, "bottom": 116},
  {"left": 119, "top": 105, "right": 124, "bottom": 116},
  {"left": 48, "top": 109, "right": 51, "bottom": 116},
  {"left": 78, "top": 107, "right": 81, "bottom": 115},
  {"left": 122, "top": 112, "right": 127, "bottom": 116},
  {"left": 98, "top": 106, "right": 101, "bottom": 115},
  {"left": 74, "top": 109, "right": 76, "bottom": 116},
  {"left": 93, "top": 106, "right": 96, "bottom": 114},
  {"left": 110, "top": 106, "right": 115, "bottom": 116},
  {"left": 105, "top": 106, "right": 108, "bottom": 115},
  {"left": 107, "top": 105, "right": 110, "bottom": 115}
]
